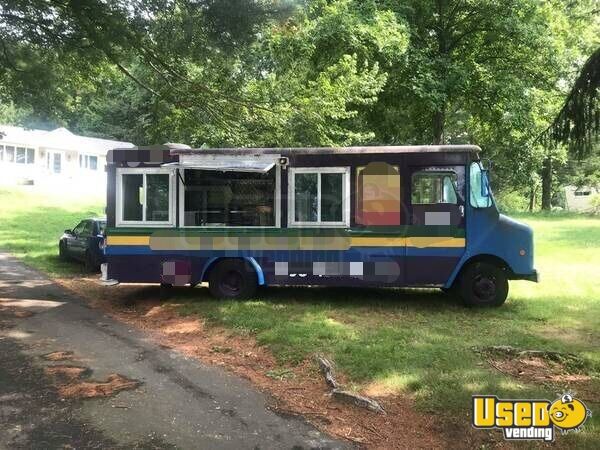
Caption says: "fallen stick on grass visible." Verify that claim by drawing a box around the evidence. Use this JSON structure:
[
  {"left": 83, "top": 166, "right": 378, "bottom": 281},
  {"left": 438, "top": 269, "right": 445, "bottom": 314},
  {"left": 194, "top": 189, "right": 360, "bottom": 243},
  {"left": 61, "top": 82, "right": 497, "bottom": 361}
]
[{"left": 315, "top": 355, "right": 385, "bottom": 414}]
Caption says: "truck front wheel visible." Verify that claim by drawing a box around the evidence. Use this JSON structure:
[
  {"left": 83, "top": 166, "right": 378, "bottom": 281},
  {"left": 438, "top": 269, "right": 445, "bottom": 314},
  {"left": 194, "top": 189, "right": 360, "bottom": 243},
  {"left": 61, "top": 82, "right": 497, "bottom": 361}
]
[{"left": 459, "top": 262, "right": 508, "bottom": 307}]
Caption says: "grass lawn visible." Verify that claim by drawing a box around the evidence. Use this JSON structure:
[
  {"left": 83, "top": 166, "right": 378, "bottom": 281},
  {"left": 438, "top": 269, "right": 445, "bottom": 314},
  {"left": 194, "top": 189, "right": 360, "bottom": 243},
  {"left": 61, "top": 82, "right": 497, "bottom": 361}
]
[
  {"left": 0, "top": 186, "right": 104, "bottom": 276},
  {"left": 1, "top": 186, "right": 598, "bottom": 446}
]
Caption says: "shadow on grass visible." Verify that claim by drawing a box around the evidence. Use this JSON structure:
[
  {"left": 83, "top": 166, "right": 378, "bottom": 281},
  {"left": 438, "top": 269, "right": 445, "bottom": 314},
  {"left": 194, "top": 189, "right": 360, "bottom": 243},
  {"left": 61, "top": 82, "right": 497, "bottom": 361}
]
[
  {"left": 166, "top": 285, "right": 600, "bottom": 440},
  {"left": 172, "top": 284, "right": 460, "bottom": 311}
]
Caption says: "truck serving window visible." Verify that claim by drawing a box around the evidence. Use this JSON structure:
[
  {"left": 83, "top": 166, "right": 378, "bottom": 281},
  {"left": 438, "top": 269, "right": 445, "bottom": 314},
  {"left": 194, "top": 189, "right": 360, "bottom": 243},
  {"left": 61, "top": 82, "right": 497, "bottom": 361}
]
[
  {"left": 182, "top": 169, "right": 276, "bottom": 227},
  {"left": 288, "top": 167, "right": 350, "bottom": 227},
  {"left": 116, "top": 169, "right": 175, "bottom": 226}
]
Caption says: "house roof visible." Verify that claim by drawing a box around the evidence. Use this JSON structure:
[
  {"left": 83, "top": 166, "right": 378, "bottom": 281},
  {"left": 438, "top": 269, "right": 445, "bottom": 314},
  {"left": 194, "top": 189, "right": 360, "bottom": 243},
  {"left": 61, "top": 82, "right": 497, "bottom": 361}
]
[{"left": 0, "top": 125, "right": 134, "bottom": 155}]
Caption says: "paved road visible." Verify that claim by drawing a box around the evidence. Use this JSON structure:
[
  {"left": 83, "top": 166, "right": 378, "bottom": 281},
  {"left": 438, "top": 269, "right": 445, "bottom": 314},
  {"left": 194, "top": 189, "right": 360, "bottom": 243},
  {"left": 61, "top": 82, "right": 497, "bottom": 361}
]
[{"left": 0, "top": 253, "right": 346, "bottom": 449}]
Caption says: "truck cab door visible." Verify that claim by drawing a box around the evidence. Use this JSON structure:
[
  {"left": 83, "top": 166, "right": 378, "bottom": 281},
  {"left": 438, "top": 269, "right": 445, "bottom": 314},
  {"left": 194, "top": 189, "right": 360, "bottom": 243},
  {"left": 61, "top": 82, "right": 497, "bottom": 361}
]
[{"left": 405, "top": 165, "right": 467, "bottom": 285}]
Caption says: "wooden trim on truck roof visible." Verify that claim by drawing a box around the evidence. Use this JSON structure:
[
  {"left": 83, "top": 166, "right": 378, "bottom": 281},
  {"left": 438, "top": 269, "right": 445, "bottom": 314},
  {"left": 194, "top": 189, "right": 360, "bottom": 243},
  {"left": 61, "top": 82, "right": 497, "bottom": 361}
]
[{"left": 109, "top": 144, "right": 480, "bottom": 156}]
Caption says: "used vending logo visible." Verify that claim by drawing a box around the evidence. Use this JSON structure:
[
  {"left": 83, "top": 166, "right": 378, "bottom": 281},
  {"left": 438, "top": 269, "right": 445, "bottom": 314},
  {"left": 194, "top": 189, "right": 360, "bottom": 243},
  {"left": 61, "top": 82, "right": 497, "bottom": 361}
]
[{"left": 472, "top": 393, "right": 591, "bottom": 442}]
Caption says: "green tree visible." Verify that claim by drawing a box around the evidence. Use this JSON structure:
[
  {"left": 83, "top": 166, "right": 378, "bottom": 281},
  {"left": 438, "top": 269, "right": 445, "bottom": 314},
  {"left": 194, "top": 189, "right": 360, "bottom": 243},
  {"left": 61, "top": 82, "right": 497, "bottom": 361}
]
[
  {"left": 370, "top": 0, "right": 597, "bottom": 210},
  {"left": 230, "top": 0, "right": 408, "bottom": 146},
  {"left": 0, "top": 0, "right": 294, "bottom": 140}
]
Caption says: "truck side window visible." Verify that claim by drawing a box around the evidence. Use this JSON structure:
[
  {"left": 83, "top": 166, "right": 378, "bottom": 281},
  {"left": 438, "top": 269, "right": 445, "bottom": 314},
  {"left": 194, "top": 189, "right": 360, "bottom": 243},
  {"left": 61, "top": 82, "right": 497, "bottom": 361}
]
[
  {"left": 289, "top": 167, "right": 350, "bottom": 226},
  {"left": 117, "top": 169, "right": 175, "bottom": 226},
  {"left": 411, "top": 172, "right": 458, "bottom": 205}
]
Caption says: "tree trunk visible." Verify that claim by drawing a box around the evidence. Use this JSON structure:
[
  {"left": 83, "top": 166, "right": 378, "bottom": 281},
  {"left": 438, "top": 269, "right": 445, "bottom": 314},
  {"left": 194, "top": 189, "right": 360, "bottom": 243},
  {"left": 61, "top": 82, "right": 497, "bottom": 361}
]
[
  {"left": 528, "top": 185, "right": 537, "bottom": 212},
  {"left": 432, "top": 107, "right": 445, "bottom": 144},
  {"left": 541, "top": 156, "right": 552, "bottom": 210}
]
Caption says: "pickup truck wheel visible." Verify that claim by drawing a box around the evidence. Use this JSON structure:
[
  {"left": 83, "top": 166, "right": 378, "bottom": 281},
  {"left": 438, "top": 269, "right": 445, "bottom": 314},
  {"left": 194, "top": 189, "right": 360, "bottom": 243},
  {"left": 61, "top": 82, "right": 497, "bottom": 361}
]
[
  {"left": 209, "top": 259, "right": 257, "bottom": 299},
  {"left": 459, "top": 262, "right": 508, "bottom": 307},
  {"left": 59, "top": 241, "right": 68, "bottom": 261},
  {"left": 84, "top": 250, "right": 99, "bottom": 272}
]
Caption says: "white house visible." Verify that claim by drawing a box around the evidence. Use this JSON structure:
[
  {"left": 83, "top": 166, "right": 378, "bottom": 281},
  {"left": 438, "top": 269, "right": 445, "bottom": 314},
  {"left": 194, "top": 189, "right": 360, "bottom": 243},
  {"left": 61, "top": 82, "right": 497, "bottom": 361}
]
[
  {"left": 0, "top": 125, "right": 134, "bottom": 195},
  {"left": 564, "top": 185, "right": 599, "bottom": 213}
]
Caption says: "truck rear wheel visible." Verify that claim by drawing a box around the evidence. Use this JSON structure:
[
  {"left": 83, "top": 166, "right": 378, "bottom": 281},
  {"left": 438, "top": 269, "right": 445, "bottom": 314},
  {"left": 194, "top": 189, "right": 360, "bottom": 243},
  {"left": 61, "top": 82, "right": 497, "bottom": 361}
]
[
  {"left": 208, "top": 259, "right": 257, "bottom": 299},
  {"left": 459, "top": 261, "right": 508, "bottom": 307}
]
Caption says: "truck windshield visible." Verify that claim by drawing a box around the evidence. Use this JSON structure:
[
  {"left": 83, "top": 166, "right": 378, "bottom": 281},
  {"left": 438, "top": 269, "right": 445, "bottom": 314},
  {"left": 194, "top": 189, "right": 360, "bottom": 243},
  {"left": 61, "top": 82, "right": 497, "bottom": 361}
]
[{"left": 470, "top": 162, "right": 492, "bottom": 208}]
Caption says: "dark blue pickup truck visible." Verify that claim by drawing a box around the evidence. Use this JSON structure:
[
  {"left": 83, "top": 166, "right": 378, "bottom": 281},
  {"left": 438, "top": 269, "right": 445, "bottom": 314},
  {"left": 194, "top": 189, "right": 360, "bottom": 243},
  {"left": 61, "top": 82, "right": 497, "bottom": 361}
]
[{"left": 59, "top": 218, "right": 106, "bottom": 271}]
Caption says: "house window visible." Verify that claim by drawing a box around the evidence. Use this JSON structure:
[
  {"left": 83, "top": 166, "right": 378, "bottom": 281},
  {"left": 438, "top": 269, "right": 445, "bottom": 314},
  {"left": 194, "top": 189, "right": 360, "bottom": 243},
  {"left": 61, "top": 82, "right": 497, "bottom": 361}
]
[
  {"left": 15, "top": 147, "right": 35, "bottom": 164},
  {"left": 52, "top": 153, "right": 62, "bottom": 173},
  {"left": 356, "top": 162, "right": 401, "bottom": 226},
  {"left": 0, "top": 145, "right": 3, "bottom": 161},
  {"left": 289, "top": 167, "right": 350, "bottom": 226},
  {"left": 79, "top": 154, "right": 98, "bottom": 170},
  {"left": 574, "top": 190, "right": 591, "bottom": 197},
  {"left": 182, "top": 169, "right": 277, "bottom": 227},
  {"left": 16, "top": 147, "right": 25, "bottom": 163},
  {"left": 117, "top": 169, "right": 175, "bottom": 226},
  {"left": 412, "top": 171, "right": 458, "bottom": 205},
  {"left": 5, "top": 146, "right": 15, "bottom": 163}
]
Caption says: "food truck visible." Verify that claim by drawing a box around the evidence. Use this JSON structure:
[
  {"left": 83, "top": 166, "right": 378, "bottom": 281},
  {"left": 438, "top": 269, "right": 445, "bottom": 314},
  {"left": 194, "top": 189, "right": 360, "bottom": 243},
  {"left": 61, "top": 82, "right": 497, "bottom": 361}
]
[{"left": 101, "top": 144, "right": 538, "bottom": 306}]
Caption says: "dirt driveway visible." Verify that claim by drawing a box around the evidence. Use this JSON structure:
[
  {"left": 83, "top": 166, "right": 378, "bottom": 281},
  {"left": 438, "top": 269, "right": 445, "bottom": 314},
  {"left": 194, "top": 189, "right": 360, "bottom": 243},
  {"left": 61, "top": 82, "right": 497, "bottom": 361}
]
[{"left": 0, "top": 252, "right": 346, "bottom": 449}]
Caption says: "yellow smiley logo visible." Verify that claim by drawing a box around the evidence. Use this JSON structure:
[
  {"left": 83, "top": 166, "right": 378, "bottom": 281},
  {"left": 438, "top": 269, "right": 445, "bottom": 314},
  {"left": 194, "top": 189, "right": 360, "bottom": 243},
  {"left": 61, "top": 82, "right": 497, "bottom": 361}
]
[{"left": 548, "top": 395, "right": 590, "bottom": 430}]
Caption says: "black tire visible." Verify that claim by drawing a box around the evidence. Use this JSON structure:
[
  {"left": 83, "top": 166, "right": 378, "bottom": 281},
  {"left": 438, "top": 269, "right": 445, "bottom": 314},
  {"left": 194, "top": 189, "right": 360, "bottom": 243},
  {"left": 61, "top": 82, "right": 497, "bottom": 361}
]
[
  {"left": 459, "top": 261, "right": 508, "bottom": 307},
  {"left": 159, "top": 283, "right": 173, "bottom": 300},
  {"left": 84, "top": 250, "right": 99, "bottom": 272},
  {"left": 59, "top": 241, "right": 68, "bottom": 261},
  {"left": 208, "top": 259, "right": 258, "bottom": 299},
  {"left": 440, "top": 285, "right": 458, "bottom": 297}
]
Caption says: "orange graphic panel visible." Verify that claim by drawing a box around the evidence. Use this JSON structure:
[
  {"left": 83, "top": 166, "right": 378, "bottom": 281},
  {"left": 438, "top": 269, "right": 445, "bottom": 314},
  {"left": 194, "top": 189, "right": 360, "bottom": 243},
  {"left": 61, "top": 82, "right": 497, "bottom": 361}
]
[{"left": 356, "top": 162, "right": 401, "bottom": 226}]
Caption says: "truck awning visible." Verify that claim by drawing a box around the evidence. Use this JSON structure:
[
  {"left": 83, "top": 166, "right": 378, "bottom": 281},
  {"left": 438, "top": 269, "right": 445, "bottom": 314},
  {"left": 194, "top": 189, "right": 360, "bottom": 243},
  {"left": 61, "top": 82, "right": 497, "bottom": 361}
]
[{"left": 162, "top": 156, "right": 277, "bottom": 173}]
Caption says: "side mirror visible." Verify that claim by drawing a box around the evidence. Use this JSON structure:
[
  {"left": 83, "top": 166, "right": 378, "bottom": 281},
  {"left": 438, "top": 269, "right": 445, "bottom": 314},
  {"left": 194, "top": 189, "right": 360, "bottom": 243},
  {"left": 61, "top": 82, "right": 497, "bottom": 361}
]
[{"left": 64, "top": 229, "right": 72, "bottom": 235}]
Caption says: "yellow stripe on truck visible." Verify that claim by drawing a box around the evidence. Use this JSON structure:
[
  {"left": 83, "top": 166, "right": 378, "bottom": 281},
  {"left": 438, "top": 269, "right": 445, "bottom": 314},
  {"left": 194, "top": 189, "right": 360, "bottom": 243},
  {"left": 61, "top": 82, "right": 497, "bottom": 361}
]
[
  {"left": 106, "top": 235, "right": 150, "bottom": 246},
  {"left": 406, "top": 237, "right": 465, "bottom": 248},
  {"left": 350, "top": 237, "right": 407, "bottom": 247},
  {"left": 106, "top": 234, "right": 465, "bottom": 249}
]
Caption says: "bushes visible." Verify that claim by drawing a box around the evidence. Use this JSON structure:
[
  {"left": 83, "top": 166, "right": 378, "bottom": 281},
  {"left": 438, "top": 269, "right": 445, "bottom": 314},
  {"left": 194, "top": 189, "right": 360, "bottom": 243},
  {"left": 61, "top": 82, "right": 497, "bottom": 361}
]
[
  {"left": 494, "top": 190, "right": 531, "bottom": 213},
  {"left": 591, "top": 194, "right": 600, "bottom": 214}
]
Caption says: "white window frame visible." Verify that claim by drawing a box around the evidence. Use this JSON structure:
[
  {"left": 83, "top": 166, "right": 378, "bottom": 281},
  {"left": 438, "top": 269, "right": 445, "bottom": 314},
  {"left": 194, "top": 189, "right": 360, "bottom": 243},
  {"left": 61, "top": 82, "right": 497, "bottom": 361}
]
[
  {"left": 79, "top": 153, "right": 99, "bottom": 171},
  {"left": 14, "top": 147, "right": 35, "bottom": 164},
  {"left": 288, "top": 167, "right": 350, "bottom": 227},
  {"left": 46, "top": 150, "right": 64, "bottom": 173},
  {"left": 116, "top": 167, "right": 176, "bottom": 227},
  {"left": 178, "top": 165, "right": 282, "bottom": 228},
  {"left": 4, "top": 145, "right": 15, "bottom": 163}
]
